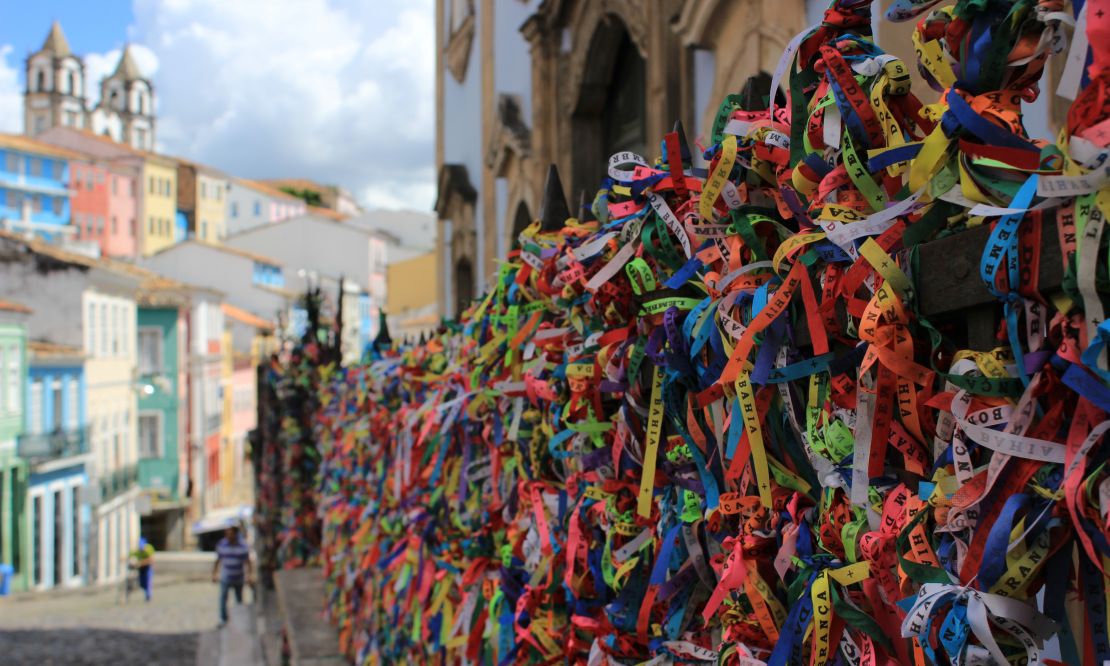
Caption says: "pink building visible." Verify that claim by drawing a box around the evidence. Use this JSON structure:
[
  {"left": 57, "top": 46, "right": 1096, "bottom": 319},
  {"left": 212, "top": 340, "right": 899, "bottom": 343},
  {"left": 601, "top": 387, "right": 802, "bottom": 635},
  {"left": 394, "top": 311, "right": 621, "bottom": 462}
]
[
  {"left": 229, "top": 361, "right": 256, "bottom": 486},
  {"left": 70, "top": 158, "right": 139, "bottom": 258}
]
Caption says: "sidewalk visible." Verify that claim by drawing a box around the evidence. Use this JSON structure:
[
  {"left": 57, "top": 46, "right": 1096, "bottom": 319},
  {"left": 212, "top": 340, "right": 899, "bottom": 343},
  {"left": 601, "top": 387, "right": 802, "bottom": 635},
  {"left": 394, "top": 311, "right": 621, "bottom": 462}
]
[{"left": 196, "top": 600, "right": 262, "bottom": 666}]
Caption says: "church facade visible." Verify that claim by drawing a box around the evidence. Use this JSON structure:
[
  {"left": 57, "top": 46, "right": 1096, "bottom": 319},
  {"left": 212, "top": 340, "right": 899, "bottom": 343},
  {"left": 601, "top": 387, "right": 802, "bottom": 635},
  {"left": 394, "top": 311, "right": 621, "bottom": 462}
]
[
  {"left": 24, "top": 22, "right": 156, "bottom": 153},
  {"left": 433, "top": 0, "right": 813, "bottom": 320}
]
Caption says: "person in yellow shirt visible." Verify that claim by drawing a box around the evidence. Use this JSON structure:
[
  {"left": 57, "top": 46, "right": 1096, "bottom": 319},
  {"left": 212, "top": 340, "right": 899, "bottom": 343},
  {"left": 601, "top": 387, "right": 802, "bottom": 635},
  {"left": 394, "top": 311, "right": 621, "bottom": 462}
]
[{"left": 129, "top": 537, "right": 155, "bottom": 602}]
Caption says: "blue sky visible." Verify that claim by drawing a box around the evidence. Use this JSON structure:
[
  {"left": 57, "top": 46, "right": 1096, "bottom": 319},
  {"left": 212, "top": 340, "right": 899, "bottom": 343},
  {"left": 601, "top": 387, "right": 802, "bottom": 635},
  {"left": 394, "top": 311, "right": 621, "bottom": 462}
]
[
  {"left": 0, "top": 0, "right": 436, "bottom": 211},
  {"left": 1, "top": 1, "right": 134, "bottom": 81}
]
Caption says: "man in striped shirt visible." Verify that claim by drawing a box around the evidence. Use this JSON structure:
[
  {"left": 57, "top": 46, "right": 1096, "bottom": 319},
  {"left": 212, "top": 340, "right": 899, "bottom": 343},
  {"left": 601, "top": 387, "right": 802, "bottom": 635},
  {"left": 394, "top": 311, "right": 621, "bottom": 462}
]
[{"left": 212, "top": 524, "right": 253, "bottom": 626}]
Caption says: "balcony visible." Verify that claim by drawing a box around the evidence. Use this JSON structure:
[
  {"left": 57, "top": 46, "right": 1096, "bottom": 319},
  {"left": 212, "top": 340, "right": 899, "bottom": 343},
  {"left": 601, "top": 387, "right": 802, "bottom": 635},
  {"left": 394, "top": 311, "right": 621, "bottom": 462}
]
[
  {"left": 99, "top": 464, "right": 139, "bottom": 502},
  {"left": 17, "top": 427, "right": 90, "bottom": 464}
]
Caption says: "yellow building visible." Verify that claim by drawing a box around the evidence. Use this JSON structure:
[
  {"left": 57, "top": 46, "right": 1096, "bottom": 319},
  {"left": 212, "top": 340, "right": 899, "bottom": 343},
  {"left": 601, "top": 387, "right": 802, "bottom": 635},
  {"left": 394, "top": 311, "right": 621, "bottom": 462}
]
[
  {"left": 176, "top": 160, "right": 228, "bottom": 244},
  {"left": 387, "top": 250, "right": 439, "bottom": 341},
  {"left": 141, "top": 155, "right": 177, "bottom": 256}
]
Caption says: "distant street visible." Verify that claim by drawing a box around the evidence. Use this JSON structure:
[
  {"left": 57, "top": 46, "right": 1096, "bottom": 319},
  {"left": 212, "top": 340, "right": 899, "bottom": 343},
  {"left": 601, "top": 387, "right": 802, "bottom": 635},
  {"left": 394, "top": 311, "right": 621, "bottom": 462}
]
[{"left": 0, "top": 575, "right": 225, "bottom": 665}]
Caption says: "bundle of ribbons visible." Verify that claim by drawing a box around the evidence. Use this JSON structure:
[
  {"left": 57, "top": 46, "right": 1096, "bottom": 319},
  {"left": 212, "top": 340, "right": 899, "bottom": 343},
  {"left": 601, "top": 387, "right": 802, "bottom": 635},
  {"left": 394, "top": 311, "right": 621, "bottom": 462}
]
[
  {"left": 284, "top": 0, "right": 1110, "bottom": 662},
  {"left": 256, "top": 291, "right": 335, "bottom": 578}
]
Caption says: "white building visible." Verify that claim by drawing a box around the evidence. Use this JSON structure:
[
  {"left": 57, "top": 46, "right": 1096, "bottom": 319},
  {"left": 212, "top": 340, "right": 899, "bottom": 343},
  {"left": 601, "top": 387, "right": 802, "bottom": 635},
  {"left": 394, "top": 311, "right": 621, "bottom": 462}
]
[
  {"left": 141, "top": 241, "right": 292, "bottom": 327},
  {"left": 223, "top": 213, "right": 388, "bottom": 363},
  {"left": 224, "top": 179, "right": 307, "bottom": 236},
  {"left": 24, "top": 22, "right": 156, "bottom": 152}
]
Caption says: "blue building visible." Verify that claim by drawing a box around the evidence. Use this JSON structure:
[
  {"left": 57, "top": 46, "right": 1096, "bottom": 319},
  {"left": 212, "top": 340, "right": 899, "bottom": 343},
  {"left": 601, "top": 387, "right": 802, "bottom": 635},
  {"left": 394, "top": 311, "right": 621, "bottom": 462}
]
[
  {"left": 0, "top": 133, "right": 77, "bottom": 242},
  {"left": 19, "top": 340, "right": 89, "bottom": 590}
]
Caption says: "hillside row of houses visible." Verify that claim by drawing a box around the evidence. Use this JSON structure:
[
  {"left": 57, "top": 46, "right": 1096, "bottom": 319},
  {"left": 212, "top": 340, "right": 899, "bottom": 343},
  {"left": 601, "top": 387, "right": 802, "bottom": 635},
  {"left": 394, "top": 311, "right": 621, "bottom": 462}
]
[
  {"left": 0, "top": 232, "right": 270, "bottom": 593},
  {"left": 0, "top": 23, "right": 440, "bottom": 594}
]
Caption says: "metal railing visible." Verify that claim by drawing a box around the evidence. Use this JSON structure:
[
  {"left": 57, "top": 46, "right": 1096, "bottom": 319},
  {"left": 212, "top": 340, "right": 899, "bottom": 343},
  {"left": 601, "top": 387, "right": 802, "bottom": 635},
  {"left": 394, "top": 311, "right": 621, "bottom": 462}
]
[
  {"left": 17, "top": 426, "right": 90, "bottom": 463},
  {"left": 99, "top": 464, "right": 139, "bottom": 502}
]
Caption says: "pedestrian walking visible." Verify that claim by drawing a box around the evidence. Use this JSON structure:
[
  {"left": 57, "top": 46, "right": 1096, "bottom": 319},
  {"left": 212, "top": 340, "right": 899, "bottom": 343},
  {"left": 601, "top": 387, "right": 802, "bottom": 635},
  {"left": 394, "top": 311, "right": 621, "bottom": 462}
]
[
  {"left": 130, "top": 537, "right": 155, "bottom": 602},
  {"left": 212, "top": 524, "right": 253, "bottom": 627}
]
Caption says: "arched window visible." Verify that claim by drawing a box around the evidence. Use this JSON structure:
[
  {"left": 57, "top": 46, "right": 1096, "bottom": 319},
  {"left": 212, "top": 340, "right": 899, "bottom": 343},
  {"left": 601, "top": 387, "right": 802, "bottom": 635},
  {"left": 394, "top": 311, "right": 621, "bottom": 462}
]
[
  {"left": 455, "top": 258, "right": 474, "bottom": 316},
  {"left": 109, "top": 90, "right": 119, "bottom": 109},
  {"left": 68, "top": 71, "right": 77, "bottom": 96},
  {"left": 602, "top": 31, "right": 647, "bottom": 163},
  {"left": 571, "top": 18, "right": 647, "bottom": 196},
  {"left": 36, "top": 70, "right": 46, "bottom": 92},
  {"left": 137, "top": 93, "right": 144, "bottom": 115},
  {"left": 510, "top": 202, "right": 532, "bottom": 250}
]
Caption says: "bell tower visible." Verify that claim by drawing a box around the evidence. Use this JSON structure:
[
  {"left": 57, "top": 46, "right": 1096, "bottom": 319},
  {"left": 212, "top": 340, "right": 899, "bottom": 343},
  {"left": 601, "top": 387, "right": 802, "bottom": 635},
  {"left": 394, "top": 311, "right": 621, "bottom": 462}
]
[
  {"left": 92, "top": 45, "right": 156, "bottom": 151},
  {"left": 24, "top": 21, "right": 88, "bottom": 136}
]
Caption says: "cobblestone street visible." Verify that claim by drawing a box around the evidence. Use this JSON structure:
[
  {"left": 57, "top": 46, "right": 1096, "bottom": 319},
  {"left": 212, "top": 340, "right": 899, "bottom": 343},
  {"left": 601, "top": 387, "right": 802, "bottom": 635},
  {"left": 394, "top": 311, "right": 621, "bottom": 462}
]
[{"left": 0, "top": 575, "right": 234, "bottom": 665}]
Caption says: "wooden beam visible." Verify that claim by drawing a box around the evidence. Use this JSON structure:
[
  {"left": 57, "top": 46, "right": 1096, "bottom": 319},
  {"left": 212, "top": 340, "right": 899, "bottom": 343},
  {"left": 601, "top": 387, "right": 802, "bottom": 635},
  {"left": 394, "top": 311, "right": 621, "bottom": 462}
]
[{"left": 917, "top": 214, "right": 1063, "bottom": 316}]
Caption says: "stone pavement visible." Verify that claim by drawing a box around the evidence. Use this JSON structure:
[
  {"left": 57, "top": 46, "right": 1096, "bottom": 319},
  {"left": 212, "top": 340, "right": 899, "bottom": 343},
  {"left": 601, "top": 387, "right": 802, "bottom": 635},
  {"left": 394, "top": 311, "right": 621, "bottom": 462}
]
[{"left": 0, "top": 574, "right": 262, "bottom": 665}]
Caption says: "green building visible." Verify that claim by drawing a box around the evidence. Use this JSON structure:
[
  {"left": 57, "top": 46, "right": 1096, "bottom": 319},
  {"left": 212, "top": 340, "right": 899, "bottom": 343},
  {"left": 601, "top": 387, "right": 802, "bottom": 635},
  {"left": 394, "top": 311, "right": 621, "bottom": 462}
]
[
  {"left": 136, "top": 285, "right": 189, "bottom": 551},
  {"left": 0, "top": 299, "right": 30, "bottom": 593}
]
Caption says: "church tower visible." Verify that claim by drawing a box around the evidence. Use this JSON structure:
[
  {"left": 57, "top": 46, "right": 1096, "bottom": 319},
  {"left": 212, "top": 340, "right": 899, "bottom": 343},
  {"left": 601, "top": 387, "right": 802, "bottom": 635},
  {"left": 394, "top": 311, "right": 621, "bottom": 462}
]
[
  {"left": 91, "top": 46, "right": 156, "bottom": 151},
  {"left": 23, "top": 21, "right": 88, "bottom": 136}
]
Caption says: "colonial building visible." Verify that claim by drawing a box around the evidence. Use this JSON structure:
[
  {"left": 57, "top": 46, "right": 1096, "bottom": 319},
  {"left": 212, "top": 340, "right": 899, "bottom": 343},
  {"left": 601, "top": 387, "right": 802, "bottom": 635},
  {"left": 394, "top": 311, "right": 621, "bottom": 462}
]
[
  {"left": 38, "top": 126, "right": 178, "bottom": 257},
  {"left": 0, "top": 232, "right": 143, "bottom": 585},
  {"left": 24, "top": 22, "right": 156, "bottom": 152},
  {"left": 23, "top": 340, "right": 89, "bottom": 591},
  {"left": 224, "top": 213, "right": 388, "bottom": 362},
  {"left": 224, "top": 179, "right": 307, "bottom": 237},
  {"left": 435, "top": 0, "right": 811, "bottom": 318},
  {"left": 0, "top": 133, "right": 78, "bottom": 241},
  {"left": 175, "top": 159, "right": 229, "bottom": 244},
  {"left": 0, "top": 299, "right": 30, "bottom": 592}
]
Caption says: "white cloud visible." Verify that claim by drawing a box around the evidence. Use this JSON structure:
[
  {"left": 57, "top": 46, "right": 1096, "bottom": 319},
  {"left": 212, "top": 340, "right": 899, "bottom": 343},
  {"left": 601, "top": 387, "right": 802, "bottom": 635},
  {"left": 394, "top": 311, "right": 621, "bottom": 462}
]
[
  {"left": 84, "top": 44, "right": 159, "bottom": 107},
  {"left": 129, "top": 0, "right": 435, "bottom": 211},
  {"left": 0, "top": 45, "right": 23, "bottom": 133}
]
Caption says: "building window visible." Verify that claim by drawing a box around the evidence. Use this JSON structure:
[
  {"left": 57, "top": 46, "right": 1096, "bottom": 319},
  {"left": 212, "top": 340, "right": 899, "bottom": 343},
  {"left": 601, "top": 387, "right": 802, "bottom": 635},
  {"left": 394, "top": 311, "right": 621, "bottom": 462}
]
[
  {"left": 32, "top": 195, "right": 42, "bottom": 213},
  {"left": 138, "top": 327, "right": 162, "bottom": 375},
  {"left": 36, "top": 70, "right": 45, "bottom": 92},
  {"left": 71, "top": 491, "right": 80, "bottom": 578},
  {"left": 455, "top": 258, "right": 474, "bottom": 315},
  {"left": 148, "top": 176, "right": 154, "bottom": 194},
  {"left": 138, "top": 412, "right": 161, "bottom": 459},
  {"left": 29, "top": 380, "right": 43, "bottom": 434},
  {"left": 7, "top": 345, "right": 20, "bottom": 414},
  {"left": 99, "top": 303, "right": 107, "bottom": 356},
  {"left": 112, "top": 178, "right": 118, "bottom": 196},
  {"left": 52, "top": 197, "right": 62, "bottom": 216},
  {"left": 68, "top": 71, "right": 76, "bottom": 95},
  {"left": 50, "top": 380, "right": 63, "bottom": 431},
  {"left": 130, "top": 219, "right": 136, "bottom": 237},
  {"left": 253, "top": 201, "right": 261, "bottom": 216},
  {"left": 230, "top": 202, "right": 238, "bottom": 218},
  {"left": 5, "top": 154, "right": 18, "bottom": 173},
  {"left": 86, "top": 302, "right": 95, "bottom": 354},
  {"left": 602, "top": 31, "right": 648, "bottom": 167},
  {"left": 200, "top": 182, "right": 207, "bottom": 199},
  {"left": 65, "top": 378, "right": 76, "bottom": 428},
  {"left": 32, "top": 495, "right": 41, "bottom": 586},
  {"left": 53, "top": 162, "right": 63, "bottom": 180},
  {"left": 201, "top": 221, "right": 207, "bottom": 239},
  {"left": 112, "top": 216, "right": 118, "bottom": 234}
]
